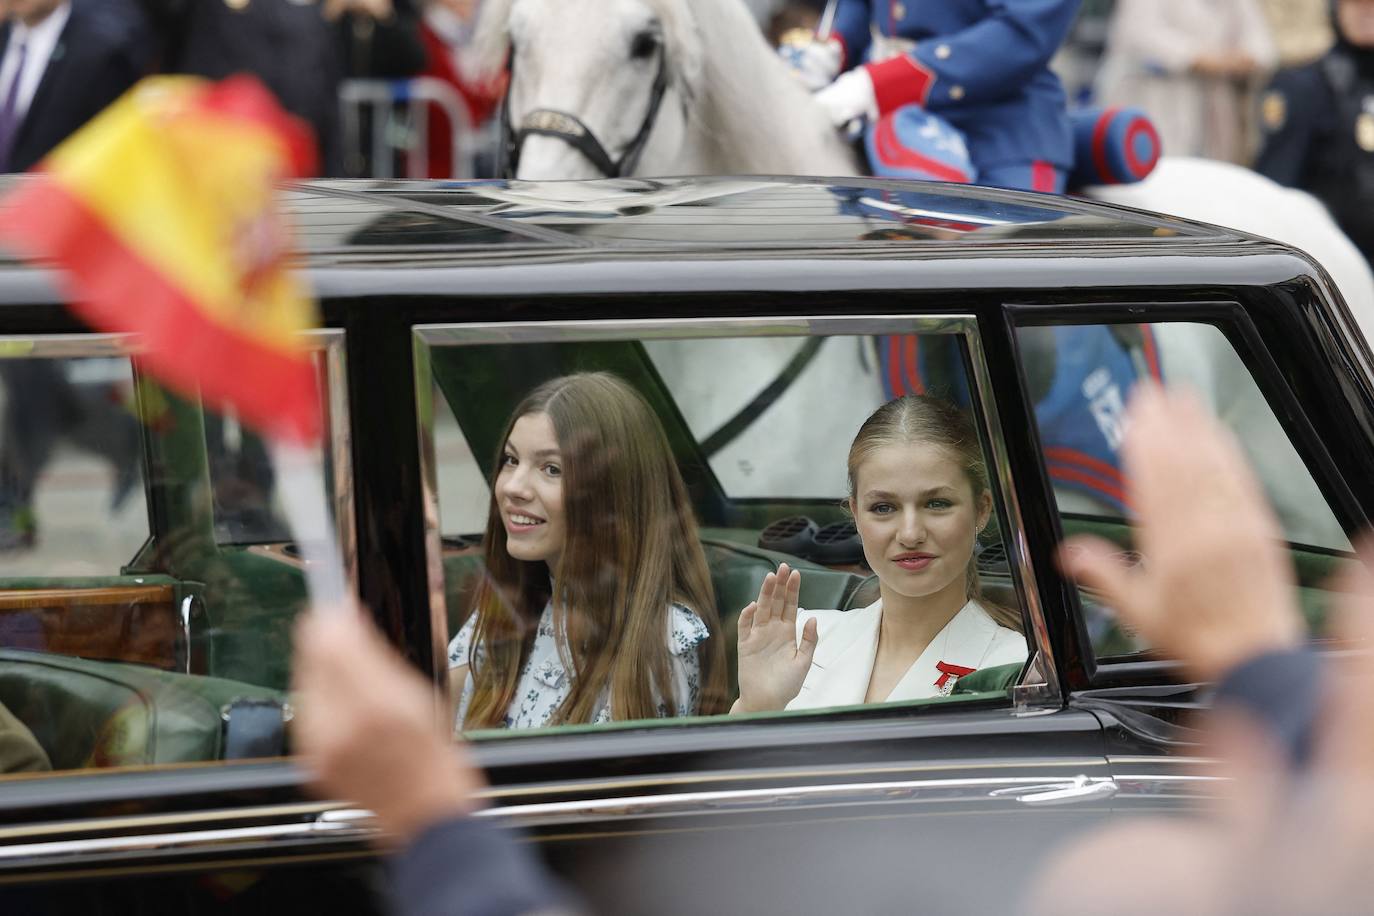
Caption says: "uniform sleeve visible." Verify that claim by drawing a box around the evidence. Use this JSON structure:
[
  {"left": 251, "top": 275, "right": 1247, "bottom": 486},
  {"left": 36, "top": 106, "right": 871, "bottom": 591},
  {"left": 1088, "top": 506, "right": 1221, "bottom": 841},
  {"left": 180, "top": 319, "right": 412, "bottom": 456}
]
[
  {"left": 832, "top": 0, "right": 874, "bottom": 71},
  {"left": 1254, "top": 67, "right": 1325, "bottom": 188},
  {"left": 1213, "top": 647, "right": 1320, "bottom": 769},
  {"left": 666, "top": 605, "right": 710, "bottom": 716},
  {"left": 448, "top": 614, "right": 478, "bottom": 669},
  {"left": 863, "top": 0, "right": 1080, "bottom": 115},
  {"left": 391, "top": 817, "right": 583, "bottom": 916}
]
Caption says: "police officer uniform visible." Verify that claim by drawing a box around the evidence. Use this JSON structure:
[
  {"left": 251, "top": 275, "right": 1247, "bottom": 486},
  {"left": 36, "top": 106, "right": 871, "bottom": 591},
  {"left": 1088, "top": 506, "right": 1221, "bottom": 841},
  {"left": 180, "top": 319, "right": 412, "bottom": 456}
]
[
  {"left": 829, "top": 0, "right": 1081, "bottom": 192},
  {"left": 1255, "top": 5, "right": 1374, "bottom": 260}
]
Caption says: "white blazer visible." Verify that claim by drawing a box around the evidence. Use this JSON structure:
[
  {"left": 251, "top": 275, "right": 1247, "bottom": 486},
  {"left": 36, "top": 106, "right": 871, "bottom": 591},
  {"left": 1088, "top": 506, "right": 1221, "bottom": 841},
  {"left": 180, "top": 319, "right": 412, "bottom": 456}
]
[{"left": 786, "top": 599, "right": 1027, "bottom": 711}]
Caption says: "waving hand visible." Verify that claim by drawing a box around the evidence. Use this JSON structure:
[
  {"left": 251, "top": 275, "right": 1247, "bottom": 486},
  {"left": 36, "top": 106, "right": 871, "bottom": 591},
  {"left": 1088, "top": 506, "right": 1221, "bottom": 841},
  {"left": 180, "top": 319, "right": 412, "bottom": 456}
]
[{"left": 734, "top": 563, "right": 819, "bottom": 713}]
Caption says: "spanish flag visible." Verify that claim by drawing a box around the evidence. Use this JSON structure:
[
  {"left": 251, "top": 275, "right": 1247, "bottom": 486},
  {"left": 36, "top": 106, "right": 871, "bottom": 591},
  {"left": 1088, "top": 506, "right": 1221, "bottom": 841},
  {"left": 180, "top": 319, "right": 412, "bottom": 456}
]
[{"left": 0, "top": 75, "right": 321, "bottom": 443}]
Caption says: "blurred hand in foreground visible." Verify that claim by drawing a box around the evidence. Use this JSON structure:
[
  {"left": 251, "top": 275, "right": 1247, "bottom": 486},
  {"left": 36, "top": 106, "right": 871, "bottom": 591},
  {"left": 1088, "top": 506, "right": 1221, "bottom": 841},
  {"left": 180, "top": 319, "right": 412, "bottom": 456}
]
[
  {"left": 1031, "top": 556, "right": 1374, "bottom": 916},
  {"left": 1033, "top": 381, "right": 1374, "bottom": 915},
  {"left": 292, "top": 605, "right": 485, "bottom": 843},
  {"left": 1059, "top": 381, "right": 1304, "bottom": 680}
]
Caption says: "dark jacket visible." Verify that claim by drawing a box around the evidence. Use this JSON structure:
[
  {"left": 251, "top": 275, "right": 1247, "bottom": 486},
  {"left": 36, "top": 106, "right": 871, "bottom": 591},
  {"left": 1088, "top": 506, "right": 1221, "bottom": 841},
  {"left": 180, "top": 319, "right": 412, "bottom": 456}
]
[
  {"left": 143, "top": 0, "right": 425, "bottom": 177},
  {"left": 0, "top": 0, "right": 151, "bottom": 172},
  {"left": 1255, "top": 9, "right": 1374, "bottom": 260}
]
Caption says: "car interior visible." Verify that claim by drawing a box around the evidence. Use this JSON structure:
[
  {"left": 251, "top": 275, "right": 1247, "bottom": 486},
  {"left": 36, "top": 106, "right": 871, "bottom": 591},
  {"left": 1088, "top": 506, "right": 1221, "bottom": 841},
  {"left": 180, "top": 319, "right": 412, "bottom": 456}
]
[{"left": 0, "top": 320, "right": 1355, "bottom": 772}]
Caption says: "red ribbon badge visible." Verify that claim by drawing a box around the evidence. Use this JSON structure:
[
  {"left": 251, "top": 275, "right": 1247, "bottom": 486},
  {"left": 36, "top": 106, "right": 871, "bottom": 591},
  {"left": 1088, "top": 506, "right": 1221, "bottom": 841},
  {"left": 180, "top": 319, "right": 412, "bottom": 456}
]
[{"left": 934, "top": 661, "right": 977, "bottom": 691}]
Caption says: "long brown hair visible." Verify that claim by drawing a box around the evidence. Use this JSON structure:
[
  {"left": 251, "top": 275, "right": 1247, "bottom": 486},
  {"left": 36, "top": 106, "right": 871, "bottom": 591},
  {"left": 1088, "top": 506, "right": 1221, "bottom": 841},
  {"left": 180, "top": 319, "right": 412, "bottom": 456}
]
[
  {"left": 464, "top": 372, "right": 726, "bottom": 727},
  {"left": 846, "top": 395, "right": 1023, "bottom": 633}
]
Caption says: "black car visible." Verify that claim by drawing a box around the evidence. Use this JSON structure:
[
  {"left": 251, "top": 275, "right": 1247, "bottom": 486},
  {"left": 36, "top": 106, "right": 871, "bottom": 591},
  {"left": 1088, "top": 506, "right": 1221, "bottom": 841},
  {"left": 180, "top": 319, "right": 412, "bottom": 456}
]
[{"left": 0, "top": 176, "right": 1368, "bottom": 914}]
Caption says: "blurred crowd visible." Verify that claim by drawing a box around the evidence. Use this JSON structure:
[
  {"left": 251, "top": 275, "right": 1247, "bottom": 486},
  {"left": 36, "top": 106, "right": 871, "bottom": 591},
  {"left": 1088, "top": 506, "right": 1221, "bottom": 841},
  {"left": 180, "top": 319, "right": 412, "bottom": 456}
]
[
  {"left": 0, "top": 0, "right": 499, "bottom": 179},
  {"left": 6, "top": 0, "right": 1373, "bottom": 261}
]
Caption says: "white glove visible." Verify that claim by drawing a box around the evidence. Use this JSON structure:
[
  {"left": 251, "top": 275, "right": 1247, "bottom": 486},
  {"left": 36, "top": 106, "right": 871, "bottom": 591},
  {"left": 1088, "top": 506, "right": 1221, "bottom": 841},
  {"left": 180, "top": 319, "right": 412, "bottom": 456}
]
[
  {"left": 814, "top": 67, "right": 877, "bottom": 128},
  {"left": 777, "top": 34, "right": 843, "bottom": 92}
]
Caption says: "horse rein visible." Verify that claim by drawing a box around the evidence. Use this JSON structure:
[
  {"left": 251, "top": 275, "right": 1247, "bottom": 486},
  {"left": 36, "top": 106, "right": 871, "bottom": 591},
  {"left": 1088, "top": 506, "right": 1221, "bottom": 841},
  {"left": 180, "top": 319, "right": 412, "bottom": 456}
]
[{"left": 499, "top": 46, "right": 670, "bottom": 179}]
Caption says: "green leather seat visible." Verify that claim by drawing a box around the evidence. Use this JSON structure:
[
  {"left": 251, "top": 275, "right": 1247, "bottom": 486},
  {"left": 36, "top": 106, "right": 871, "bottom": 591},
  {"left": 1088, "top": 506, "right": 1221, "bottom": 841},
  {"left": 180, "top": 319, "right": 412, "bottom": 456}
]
[{"left": 0, "top": 648, "right": 283, "bottom": 770}]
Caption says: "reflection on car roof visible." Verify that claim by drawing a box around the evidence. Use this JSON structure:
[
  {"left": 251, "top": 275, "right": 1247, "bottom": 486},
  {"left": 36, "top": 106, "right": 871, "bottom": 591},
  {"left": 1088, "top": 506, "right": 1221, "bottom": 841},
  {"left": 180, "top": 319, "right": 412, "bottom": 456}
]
[{"left": 0, "top": 174, "right": 1250, "bottom": 277}]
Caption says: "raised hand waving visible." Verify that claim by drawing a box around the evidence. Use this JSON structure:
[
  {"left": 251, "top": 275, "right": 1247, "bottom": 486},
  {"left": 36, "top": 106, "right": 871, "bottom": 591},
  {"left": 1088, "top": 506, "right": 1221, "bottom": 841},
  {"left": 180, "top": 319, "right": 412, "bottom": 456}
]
[{"left": 734, "top": 563, "right": 820, "bottom": 713}]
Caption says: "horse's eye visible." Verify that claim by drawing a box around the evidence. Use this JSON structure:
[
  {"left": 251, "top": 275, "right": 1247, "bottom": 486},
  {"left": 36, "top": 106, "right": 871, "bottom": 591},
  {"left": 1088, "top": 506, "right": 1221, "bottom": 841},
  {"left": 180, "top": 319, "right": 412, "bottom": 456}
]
[{"left": 630, "top": 30, "right": 660, "bottom": 60}]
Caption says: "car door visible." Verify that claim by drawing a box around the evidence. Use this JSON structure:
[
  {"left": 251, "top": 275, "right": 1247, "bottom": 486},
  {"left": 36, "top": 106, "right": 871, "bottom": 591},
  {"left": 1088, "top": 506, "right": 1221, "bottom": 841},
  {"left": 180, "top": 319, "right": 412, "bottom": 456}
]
[
  {"left": 0, "top": 322, "right": 382, "bottom": 914},
  {"left": 1006, "top": 288, "right": 1374, "bottom": 813},
  {"left": 405, "top": 304, "right": 1115, "bottom": 914},
  {"left": 0, "top": 298, "right": 1111, "bottom": 916}
]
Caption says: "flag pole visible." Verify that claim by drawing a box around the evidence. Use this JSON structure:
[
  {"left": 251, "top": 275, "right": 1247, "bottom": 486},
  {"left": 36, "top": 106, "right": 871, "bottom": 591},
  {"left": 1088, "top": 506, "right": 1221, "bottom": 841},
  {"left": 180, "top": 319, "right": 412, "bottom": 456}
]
[{"left": 270, "top": 438, "right": 349, "bottom": 612}]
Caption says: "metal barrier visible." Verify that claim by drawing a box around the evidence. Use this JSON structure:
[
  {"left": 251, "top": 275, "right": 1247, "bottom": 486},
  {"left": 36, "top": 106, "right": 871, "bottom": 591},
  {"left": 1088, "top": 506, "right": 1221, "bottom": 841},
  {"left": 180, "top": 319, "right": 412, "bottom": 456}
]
[{"left": 338, "top": 77, "right": 497, "bottom": 180}]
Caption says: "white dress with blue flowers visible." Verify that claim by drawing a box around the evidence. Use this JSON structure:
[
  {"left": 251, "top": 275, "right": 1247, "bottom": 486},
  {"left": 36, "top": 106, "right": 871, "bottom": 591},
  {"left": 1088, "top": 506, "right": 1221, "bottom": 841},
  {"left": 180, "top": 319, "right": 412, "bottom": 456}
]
[{"left": 448, "top": 602, "right": 710, "bottom": 730}]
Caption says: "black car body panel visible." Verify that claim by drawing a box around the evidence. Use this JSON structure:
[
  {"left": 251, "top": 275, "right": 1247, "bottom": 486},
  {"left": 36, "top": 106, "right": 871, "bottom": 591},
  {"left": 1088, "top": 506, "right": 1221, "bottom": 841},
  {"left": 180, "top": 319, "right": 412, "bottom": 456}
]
[{"left": 0, "top": 176, "right": 1369, "bottom": 914}]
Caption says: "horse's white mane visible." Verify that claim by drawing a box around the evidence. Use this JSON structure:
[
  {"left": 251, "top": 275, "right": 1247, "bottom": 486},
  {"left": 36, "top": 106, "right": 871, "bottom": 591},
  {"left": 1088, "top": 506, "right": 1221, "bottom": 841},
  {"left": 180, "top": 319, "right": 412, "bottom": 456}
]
[{"left": 472, "top": 0, "right": 857, "bottom": 175}]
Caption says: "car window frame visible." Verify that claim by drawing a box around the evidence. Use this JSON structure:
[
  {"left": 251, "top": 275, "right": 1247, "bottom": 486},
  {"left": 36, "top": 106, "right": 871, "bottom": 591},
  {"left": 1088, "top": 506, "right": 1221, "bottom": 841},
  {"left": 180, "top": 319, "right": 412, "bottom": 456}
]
[
  {"left": 0, "top": 331, "right": 155, "bottom": 572},
  {"left": 412, "top": 313, "right": 1063, "bottom": 731},
  {"left": 1005, "top": 298, "right": 1371, "bottom": 690}
]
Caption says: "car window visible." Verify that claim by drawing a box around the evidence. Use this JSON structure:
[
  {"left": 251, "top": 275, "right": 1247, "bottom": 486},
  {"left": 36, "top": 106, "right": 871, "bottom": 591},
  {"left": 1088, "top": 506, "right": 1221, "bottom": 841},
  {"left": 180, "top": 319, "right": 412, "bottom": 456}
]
[
  {"left": 1016, "top": 320, "right": 1354, "bottom": 662},
  {"left": 0, "top": 333, "right": 351, "bottom": 779},
  {"left": 415, "top": 318, "right": 1042, "bottom": 738}
]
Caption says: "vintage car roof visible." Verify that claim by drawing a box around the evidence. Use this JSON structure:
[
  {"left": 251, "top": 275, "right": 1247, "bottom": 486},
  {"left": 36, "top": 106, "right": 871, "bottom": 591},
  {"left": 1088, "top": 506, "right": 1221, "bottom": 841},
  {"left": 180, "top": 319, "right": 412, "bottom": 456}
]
[
  {"left": 0, "top": 174, "right": 1314, "bottom": 305},
  {"left": 282, "top": 175, "right": 1248, "bottom": 257}
]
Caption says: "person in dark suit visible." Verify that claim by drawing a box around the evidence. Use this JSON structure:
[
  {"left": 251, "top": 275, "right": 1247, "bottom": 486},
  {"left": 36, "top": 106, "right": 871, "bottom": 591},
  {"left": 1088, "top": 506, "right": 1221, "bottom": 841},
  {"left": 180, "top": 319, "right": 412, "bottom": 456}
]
[
  {"left": 0, "top": 0, "right": 150, "bottom": 550},
  {"left": 0, "top": 0, "right": 150, "bottom": 172}
]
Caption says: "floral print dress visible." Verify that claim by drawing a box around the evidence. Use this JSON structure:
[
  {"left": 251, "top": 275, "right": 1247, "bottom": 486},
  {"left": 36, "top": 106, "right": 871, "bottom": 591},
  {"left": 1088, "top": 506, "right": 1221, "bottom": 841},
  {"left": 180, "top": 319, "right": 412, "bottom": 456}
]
[{"left": 448, "top": 601, "right": 709, "bottom": 730}]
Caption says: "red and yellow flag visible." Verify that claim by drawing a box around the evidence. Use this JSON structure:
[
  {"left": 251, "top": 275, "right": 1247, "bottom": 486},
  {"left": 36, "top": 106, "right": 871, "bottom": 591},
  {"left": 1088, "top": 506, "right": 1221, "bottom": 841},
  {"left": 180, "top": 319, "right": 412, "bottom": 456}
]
[{"left": 0, "top": 75, "right": 321, "bottom": 443}]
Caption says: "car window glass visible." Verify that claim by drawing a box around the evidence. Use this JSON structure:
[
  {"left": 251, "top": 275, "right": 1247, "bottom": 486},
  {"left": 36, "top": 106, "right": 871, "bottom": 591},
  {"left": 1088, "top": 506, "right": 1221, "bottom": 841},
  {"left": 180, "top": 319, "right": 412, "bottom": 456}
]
[
  {"left": 1016, "top": 321, "right": 1354, "bottom": 661},
  {"left": 416, "top": 323, "right": 1033, "bottom": 739},
  {"left": 0, "top": 335, "right": 350, "bottom": 780}
]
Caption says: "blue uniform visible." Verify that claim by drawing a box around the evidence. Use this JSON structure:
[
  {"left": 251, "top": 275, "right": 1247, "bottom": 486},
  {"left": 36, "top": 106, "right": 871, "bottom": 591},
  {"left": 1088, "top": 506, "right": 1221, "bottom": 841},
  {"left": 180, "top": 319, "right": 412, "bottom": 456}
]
[
  {"left": 876, "top": 323, "right": 1158, "bottom": 515},
  {"left": 1254, "top": 40, "right": 1374, "bottom": 262},
  {"left": 832, "top": 0, "right": 1080, "bottom": 190}
]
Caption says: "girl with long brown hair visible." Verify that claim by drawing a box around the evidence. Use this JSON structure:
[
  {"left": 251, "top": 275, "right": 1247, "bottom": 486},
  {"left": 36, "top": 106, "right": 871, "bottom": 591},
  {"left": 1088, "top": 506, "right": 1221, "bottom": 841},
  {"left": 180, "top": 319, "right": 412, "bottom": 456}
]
[
  {"left": 733, "top": 394, "right": 1026, "bottom": 713},
  {"left": 448, "top": 372, "right": 726, "bottom": 729}
]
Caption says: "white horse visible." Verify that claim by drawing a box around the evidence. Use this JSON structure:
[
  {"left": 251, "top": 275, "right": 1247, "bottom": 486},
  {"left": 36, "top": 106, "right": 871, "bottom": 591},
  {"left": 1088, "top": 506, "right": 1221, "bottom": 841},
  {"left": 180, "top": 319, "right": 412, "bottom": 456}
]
[
  {"left": 475, "top": 0, "right": 859, "bottom": 180},
  {"left": 473, "top": 0, "right": 1358, "bottom": 549}
]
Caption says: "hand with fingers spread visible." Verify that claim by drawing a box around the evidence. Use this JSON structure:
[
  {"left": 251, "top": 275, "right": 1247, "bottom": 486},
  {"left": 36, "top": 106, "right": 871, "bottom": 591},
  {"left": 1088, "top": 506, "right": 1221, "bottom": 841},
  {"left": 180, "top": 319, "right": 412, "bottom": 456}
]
[
  {"left": 1031, "top": 547, "right": 1374, "bottom": 916},
  {"left": 1059, "top": 382, "right": 1304, "bottom": 681},
  {"left": 734, "top": 563, "right": 819, "bottom": 713}
]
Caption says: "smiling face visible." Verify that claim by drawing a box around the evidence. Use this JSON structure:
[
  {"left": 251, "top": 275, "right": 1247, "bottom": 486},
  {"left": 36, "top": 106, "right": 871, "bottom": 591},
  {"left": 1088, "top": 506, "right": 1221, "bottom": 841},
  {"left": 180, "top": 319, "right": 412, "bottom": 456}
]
[
  {"left": 494, "top": 412, "right": 567, "bottom": 569},
  {"left": 850, "top": 441, "right": 992, "bottom": 609}
]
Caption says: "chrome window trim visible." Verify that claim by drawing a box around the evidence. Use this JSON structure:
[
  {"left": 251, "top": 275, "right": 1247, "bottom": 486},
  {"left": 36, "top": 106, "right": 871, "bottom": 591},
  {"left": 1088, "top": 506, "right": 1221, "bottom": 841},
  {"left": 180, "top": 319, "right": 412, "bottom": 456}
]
[
  {"left": 412, "top": 315, "right": 1058, "bottom": 709},
  {"left": 961, "top": 324, "right": 1061, "bottom": 711},
  {"left": 0, "top": 328, "right": 358, "bottom": 656},
  {"left": 0, "top": 333, "right": 139, "bottom": 359},
  {"left": 0, "top": 773, "right": 1119, "bottom": 868},
  {"left": 305, "top": 328, "right": 358, "bottom": 590}
]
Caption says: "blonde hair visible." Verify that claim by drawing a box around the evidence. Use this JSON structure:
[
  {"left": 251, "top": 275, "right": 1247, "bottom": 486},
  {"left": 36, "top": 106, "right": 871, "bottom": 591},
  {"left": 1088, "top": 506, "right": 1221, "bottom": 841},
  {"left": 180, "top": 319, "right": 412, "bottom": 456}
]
[
  {"left": 846, "top": 395, "right": 1022, "bottom": 633},
  {"left": 464, "top": 372, "right": 726, "bottom": 727}
]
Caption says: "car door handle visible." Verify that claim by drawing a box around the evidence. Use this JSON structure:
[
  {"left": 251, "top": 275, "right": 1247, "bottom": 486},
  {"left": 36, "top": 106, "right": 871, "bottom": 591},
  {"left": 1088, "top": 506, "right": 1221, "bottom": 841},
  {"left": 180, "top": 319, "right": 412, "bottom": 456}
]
[
  {"left": 314, "top": 808, "right": 379, "bottom": 832},
  {"left": 988, "top": 776, "right": 1119, "bottom": 807}
]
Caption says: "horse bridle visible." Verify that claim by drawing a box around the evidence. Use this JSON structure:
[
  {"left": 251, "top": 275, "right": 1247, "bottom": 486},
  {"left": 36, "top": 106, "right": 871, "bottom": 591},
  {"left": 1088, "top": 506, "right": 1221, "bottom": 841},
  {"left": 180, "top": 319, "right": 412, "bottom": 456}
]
[{"left": 499, "top": 46, "right": 670, "bottom": 179}]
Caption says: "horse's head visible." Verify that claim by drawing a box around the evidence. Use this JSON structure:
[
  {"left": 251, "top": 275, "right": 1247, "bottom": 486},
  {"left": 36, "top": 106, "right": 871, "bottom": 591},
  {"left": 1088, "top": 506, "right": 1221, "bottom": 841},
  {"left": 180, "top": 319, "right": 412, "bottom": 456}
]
[{"left": 474, "top": 0, "right": 703, "bottom": 180}]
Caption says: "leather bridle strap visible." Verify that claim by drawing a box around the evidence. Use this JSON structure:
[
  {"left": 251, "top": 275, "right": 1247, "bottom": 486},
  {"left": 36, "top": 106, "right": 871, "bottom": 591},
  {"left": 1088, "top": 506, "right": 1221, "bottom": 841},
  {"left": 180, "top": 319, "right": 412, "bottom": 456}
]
[{"left": 500, "top": 48, "right": 670, "bottom": 179}]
